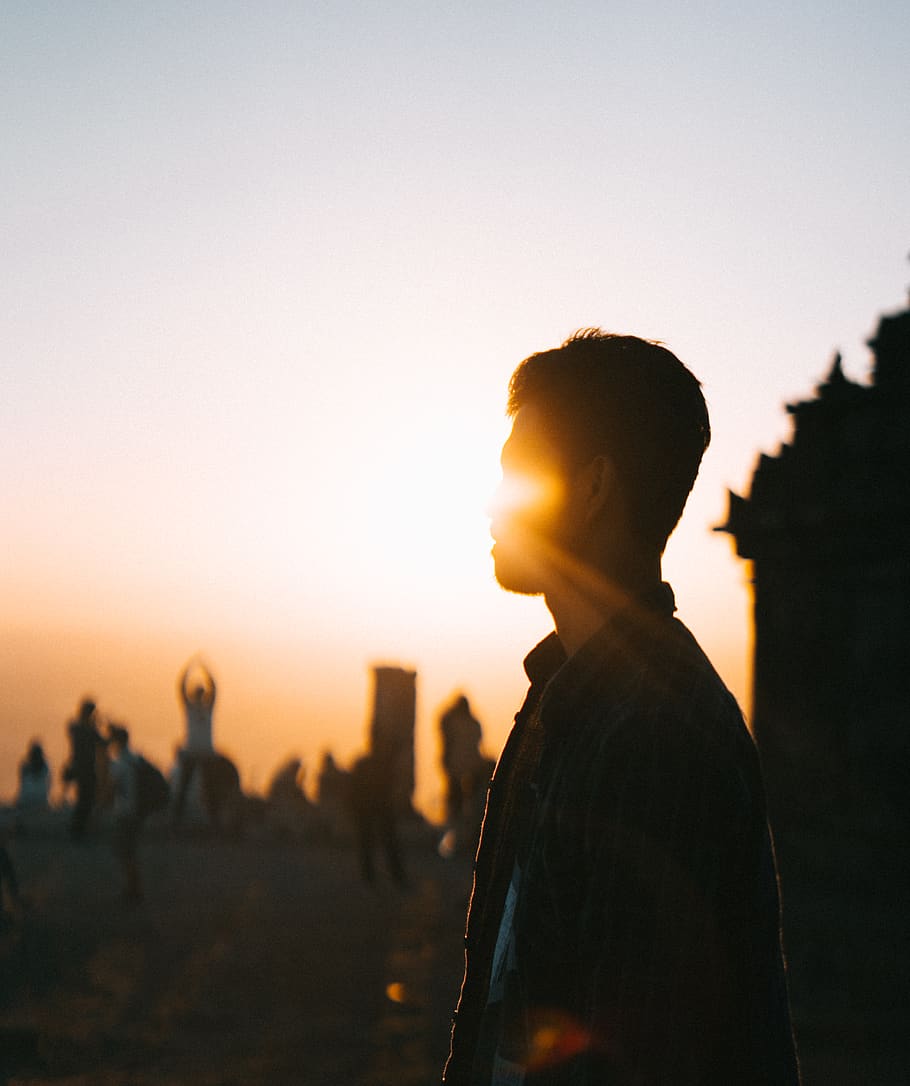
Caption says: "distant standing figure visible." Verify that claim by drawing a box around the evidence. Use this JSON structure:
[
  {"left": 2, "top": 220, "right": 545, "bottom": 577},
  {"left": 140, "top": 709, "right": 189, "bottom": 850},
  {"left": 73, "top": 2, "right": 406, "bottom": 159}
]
[
  {"left": 267, "top": 756, "right": 312, "bottom": 812},
  {"left": 199, "top": 753, "right": 243, "bottom": 834},
  {"left": 17, "top": 741, "right": 50, "bottom": 813},
  {"left": 63, "top": 699, "right": 103, "bottom": 840},
  {"left": 315, "top": 751, "right": 348, "bottom": 841},
  {"left": 348, "top": 753, "right": 407, "bottom": 887},
  {"left": 106, "top": 725, "right": 142, "bottom": 904},
  {"left": 0, "top": 831, "right": 21, "bottom": 928},
  {"left": 179, "top": 658, "right": 216, "bottom": 753},
  {"left": 439, "top": 695, "right": 487, "bottom": 853},
  {"left": 173, "top": 658, "right": 217, "bottom": 823},
  {"left": 267, "top": 757, "right": 317, "bottom": 836}
]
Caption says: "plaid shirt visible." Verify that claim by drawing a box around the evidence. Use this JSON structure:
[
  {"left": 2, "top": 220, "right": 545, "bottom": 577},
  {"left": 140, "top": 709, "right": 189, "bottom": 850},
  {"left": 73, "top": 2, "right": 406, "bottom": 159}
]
[{"left": 444, "top": 589, "right": 799, "bottom": 1085}]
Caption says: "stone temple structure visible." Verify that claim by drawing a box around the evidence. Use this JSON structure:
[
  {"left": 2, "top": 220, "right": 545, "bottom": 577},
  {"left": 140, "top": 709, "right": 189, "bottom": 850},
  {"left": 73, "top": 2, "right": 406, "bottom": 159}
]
[
  {"left": 718, "top": 300, "right": 910, "bottom": 835},
  {"left": 717, "top": 297, "right": 910, "bottom": 1082},
  {"left": 369, "top": 665, "right": 417, "bottom": 808}
]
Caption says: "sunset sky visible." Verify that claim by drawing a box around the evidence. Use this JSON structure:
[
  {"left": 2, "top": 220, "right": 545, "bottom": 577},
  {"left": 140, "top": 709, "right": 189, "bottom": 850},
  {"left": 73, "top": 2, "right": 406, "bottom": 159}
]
[{"left": 2, "top": 3, "right": 908, "bottom": 814}]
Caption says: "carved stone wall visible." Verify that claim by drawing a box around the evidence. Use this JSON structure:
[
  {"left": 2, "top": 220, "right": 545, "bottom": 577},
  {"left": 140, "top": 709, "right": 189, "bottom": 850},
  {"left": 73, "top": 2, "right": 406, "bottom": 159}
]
[
  {"left": 718, "top": 301, "right": 910, "bottom": 1083},
  {"left": 720, "top": 303, "right": 910, "bottom": 836}
]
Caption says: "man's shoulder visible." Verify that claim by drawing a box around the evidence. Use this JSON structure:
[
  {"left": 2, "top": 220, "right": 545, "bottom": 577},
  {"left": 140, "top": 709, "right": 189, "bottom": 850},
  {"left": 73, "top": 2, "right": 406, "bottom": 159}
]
[
  {"left": 539, "top": 627, "right": 761, "bottom": 846},
  {"left": 548, "top": 615, "right": 756, "bottom": 777},
  {"left": 658, "top": 617, "right": 745, "bottom": 719},
  {"left": 554, "top": 613, "right": 739, "bottom": 715}
]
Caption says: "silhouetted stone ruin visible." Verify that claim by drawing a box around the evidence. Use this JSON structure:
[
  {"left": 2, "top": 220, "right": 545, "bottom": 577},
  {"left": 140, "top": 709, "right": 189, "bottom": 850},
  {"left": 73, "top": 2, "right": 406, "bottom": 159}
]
[
  {"left": 719, "top": 303, "right": 910, "bottom": 837},
  {"left": 717, "top": 298, "right": 910, "bottom": 1083},
  {"left": 369, "top": 665, "right": 417, "bottom": 810}
]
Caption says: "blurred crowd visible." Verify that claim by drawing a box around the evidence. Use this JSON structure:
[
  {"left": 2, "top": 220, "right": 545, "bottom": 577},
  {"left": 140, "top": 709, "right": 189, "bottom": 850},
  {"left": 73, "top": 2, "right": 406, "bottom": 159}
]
[{"left": 1, "top": 657, "right": 494, "bottom": 923}]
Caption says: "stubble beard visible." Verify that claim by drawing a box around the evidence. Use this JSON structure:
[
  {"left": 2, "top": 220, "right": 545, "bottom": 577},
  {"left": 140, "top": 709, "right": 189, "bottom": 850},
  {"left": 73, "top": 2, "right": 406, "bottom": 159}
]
[{"left": 491, "top": 533, "right": 549, "bottom": 598}]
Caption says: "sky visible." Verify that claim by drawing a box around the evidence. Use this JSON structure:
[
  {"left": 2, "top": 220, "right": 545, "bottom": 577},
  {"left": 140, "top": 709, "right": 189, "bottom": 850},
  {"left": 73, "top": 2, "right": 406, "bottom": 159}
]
[{"left": 2, "top": 2, "right": 908, "bottom": 814}]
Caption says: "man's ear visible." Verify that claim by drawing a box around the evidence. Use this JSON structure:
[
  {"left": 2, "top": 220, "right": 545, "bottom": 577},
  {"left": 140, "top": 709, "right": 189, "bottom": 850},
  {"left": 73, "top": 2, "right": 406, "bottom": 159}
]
[{"left": 579, "top": 455, "right": 615, "bottom": 525}]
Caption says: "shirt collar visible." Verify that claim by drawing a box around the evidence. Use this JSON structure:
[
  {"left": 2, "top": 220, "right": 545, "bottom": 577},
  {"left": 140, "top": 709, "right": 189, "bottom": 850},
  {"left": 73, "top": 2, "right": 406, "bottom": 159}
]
[
  {"left": 524, "top": 581, "right": 679, "bottom": 733},
  {"left": 523, "top": 631, "right": 567, "bottom": 689}
]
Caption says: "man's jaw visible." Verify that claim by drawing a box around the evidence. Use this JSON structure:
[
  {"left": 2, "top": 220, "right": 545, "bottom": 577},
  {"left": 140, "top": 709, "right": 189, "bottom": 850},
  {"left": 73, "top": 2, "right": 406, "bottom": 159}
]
[
  {"left": 490, "top": 524, "right": 555, "bottom": 598},
  {"left": 491, "top": 526, "right": 636, "bottom": 620}
]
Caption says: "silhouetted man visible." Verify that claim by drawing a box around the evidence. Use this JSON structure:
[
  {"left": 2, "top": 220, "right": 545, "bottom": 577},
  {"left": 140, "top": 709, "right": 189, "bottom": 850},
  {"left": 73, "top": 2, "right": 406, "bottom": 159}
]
[
  {"left": 440, "top": 694, "right": 489, "bottom": 855},
  {"left": 63, "top": 698, "right": 103, "bottom": 840},
  {"left": 0, "top": 829, "right": 21, "bottom": 929},
  {"left": 444, "top": 332, "right": 799, "bottom": 1084},
  {"left": 348, "top": 752, "right": 407, "bottom": 887}
]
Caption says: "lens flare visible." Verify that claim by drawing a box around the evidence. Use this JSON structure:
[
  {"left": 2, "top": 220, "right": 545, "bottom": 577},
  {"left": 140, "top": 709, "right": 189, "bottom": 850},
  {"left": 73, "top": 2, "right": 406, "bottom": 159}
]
[
  {"left": 488, "top": 471, "right": 561, "bottom": 525},
  {"left": 526, "top": 1008, "right": 592, "bottom": 1070}
]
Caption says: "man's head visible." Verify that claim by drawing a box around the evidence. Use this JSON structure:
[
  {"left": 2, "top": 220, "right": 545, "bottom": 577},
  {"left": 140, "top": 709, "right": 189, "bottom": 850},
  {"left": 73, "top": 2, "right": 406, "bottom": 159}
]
[
  {"left": 490, "top": 330, "right": 709, "bottom": 597},
  {"left": 78, "top": 699, "right": 97, "bottom": 724},
  {"left": 107, "top": 724, "right": 129, "bottom": 753}
]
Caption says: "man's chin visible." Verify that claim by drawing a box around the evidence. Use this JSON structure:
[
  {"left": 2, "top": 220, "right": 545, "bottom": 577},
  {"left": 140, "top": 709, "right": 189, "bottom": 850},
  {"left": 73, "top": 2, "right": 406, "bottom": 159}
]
[{"left": 492, "top": 550, "right": 545, "bottom": 597}]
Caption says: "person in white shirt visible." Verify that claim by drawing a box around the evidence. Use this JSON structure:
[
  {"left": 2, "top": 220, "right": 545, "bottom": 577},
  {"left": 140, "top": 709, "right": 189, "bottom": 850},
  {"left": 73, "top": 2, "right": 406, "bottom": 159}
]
[{"left": 173, "top": 658, "right": 217, "bottom": 823}]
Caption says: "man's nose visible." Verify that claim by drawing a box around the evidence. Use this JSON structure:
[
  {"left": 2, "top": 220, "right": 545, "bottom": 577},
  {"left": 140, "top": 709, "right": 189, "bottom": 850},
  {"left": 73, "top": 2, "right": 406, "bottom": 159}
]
[
  {"left": 487, "top": 474, "right": 523, "bottom": 525},
  {"left": 487, "top": 472, "right": 552, "bottom": 527}
]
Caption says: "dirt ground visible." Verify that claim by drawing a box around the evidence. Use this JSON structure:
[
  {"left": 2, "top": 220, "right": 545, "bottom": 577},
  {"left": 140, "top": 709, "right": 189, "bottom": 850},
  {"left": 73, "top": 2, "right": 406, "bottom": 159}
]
[
  {"left": 0, "top": 819, "right": 471, "bottom": 1086},
  {"left": 3, "top": 817, "right": 905, "bottom": 1085}
]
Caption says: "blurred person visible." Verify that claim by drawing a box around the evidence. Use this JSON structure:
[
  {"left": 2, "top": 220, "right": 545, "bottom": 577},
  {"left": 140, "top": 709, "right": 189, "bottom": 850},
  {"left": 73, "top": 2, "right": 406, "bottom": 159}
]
[
  {"left": 315, "top": 751, "right": 349, "bottom": 842},
  {"left": 173, "top": 657, "right": 217, "bottom": 824},
  {"left": 348, "top": 752, "right": 407, "bottom": 887},
  {"left": 62, "top": 699, "right": 104, "bottom": 840},
  {"left": 178, "top": 657, "right": 217, "bottom": 751},
  {"left": 106, "top": 724, "right": 142, "bottom": 904},
  {"left": 16, "top": 740, "right": 50, "bottom": 813},
  {"left": 200, "top": 752, "right": 244, "bottom": 834},
  {"left": 439, "top": 694, "right": 489, "bottom": 855},
  {"left": 443, "top": 332, "right": 799, "bottom": 1084},
  {"left": 0, "top": 820, "right": 22, "bottom": 930},
  {"left": 267, "top": 756, "right": 305, "bottom": 803},
  {"left": 266, "top": 756, "right": 317, "bottom": 836}
]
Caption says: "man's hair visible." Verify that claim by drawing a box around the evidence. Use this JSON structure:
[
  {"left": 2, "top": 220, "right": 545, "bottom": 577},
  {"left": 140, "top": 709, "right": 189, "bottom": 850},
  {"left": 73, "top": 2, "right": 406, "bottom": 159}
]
[{"left": 507, "top": 330, "right": 710, "bottom": 553}]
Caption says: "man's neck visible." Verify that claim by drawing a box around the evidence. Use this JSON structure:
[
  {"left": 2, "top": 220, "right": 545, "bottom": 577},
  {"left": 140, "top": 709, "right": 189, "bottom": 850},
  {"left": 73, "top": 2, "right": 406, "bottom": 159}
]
[
  {"left": 544, "top": 550, "right": 663, "bottom": 658},
  {"left": 546, "top": 590, "right": 607, "bottom": 658}
]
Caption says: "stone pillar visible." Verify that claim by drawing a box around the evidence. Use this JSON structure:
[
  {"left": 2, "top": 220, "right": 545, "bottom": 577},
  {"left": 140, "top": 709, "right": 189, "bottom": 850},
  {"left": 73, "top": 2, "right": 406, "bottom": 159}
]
[{"left": 369, "top": 666, "right": 417, "bottom": 810}]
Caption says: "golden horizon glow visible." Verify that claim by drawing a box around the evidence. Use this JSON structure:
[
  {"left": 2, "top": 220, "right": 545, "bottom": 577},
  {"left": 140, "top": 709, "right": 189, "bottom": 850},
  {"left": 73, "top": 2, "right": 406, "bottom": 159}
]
[{"left": 2, "top": 5, "right": 904, "bottom": 814}]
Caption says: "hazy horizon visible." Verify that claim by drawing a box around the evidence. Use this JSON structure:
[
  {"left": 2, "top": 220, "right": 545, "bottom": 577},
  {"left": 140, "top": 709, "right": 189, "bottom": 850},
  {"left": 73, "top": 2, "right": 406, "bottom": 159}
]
[{"left": 3, "top": 2, "right": 907, "bottom": 813}]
